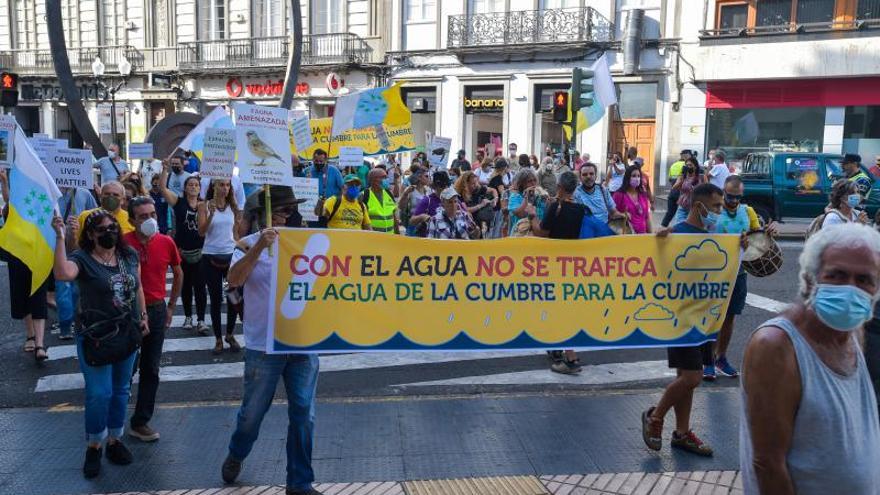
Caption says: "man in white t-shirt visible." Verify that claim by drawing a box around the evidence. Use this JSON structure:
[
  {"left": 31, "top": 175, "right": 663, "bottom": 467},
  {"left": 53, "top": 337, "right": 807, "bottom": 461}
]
[{"left": 707, "top": 151, "right": 731, "bottom": 189}]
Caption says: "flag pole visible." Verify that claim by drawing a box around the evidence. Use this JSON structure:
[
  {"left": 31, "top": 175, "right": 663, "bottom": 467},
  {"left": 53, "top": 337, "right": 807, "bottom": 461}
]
[{"left": 265, "top": 184, "right": 273, "bottom": 256}]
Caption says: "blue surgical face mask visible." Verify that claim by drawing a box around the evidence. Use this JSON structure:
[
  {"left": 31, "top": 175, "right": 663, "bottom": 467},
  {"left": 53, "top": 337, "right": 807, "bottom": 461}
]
[
  {"left": 697, "top": 202, "right": 719, "bottom": 230},
  {"left": 345, "top": 185, "right": 360, "bottom": 200},
  {"left": 848, "top": 194, "right": 861, "bottom": 208},
  {"left": 381, "top": 178, "right": 390, "bottom": 189},
  {"left": 812, "top": 284, "right": 874, "bottom": 332}
]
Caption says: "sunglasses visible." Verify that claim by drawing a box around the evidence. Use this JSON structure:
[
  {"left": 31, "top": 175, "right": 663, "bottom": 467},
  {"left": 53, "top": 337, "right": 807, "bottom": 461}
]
[
  {"left": 272, "top": 206, "right": 297, "bottom": 217},
  {"left": 94, "top": 224, "right": 119, "bottom": 234},
  {"left": 725, "top": 194, "right": 743, "bottom": 202}
]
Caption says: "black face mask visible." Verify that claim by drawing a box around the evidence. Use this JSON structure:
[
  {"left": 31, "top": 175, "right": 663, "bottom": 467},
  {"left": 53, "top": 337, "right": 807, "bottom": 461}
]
[
  {"left": 172, "top": 166, "right": 182, "bottom": 173},
  {"left": 97, "top": 231, "right": 117, "bottom": 249}
]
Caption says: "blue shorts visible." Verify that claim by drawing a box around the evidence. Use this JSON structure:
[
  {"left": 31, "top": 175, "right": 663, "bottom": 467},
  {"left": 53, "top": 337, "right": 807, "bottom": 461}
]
[{"left": 727, "top": 272, "right": 748, "bottom": 316}]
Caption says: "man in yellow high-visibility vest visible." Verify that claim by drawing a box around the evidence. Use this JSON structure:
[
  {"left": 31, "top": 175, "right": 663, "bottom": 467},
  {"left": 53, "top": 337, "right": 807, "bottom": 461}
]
[{"left": 363, "top": 168, "right": 399, "bottom": 234}]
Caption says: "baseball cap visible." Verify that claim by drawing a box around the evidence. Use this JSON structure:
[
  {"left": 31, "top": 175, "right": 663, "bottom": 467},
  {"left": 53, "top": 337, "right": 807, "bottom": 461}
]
[
  {"left": 680, "top": 149, "right": 691, "bottom": 155},
  {"left": 843, "top": 153, "right": 862, "bottom": 164},
  {"left": 343, "top": 174, "right": 361, "bottom": 184},
  {"left": 457, "top": 149, "right": 466, "bottom": 155},
  {"left": 432, "top": 171, "right": 451, "bottom": 188},
  {"left": 440, "top": 187, "right": 459, "bottom": 201}
]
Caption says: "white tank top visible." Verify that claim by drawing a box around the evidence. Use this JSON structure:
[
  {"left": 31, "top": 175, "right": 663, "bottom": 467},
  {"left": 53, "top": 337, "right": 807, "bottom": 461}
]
[
  {"left": 201, "top": 206, "right": 236, "bottom": 255},
  {"left": 740, "top": 316, "right": 880, "bottom": 494}
]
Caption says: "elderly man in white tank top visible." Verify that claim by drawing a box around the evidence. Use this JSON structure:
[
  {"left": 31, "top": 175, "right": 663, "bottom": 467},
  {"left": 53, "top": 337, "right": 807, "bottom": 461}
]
[{"left": 740, "top": 223, "right": 880, "bottom": 495}]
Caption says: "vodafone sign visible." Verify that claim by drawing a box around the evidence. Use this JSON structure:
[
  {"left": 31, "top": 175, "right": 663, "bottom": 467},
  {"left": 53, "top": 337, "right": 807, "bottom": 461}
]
[
  {"left": 225, "top": 77, "right": 310, "bottom": 98},
  {"left": 326, "top": 72, "right": 344, "bottom": 95}
]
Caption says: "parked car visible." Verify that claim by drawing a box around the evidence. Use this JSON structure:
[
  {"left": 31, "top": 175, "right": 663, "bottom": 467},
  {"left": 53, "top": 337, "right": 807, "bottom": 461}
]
[{"left": 739, "top": 152, "right": 880, "bottom": 222}]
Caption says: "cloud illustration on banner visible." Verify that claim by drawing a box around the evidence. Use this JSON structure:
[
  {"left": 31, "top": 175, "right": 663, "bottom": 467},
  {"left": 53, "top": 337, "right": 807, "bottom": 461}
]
[
  {"left": 709, "top": 304, "right": 722, "bottom": 318},
  {"left": 675, "top": 239, "right": 728, "bottom": 272},
  {"left": 634, "top": 303, "right": 675, "bottom": 321}
]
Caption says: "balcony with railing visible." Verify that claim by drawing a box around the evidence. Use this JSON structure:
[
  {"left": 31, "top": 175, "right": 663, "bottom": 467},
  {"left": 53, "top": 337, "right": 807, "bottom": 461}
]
[
  {"left": 0, "top": 45, "right": 141, "bottom": 76},
  {"left": 700, "top": 0, "right": 880, "bottom": 39},
  {"left": 447, "top": 7, "right": 614, "bottom": 50}
]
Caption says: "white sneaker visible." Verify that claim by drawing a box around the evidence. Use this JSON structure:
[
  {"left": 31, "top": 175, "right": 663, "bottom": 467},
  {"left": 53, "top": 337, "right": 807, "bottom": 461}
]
[
  {"left": 182, "top": 317, "right": 193, "bottom": 330},
  {"left": 197, "top": 321, "right": 210, "bottom": 335}
]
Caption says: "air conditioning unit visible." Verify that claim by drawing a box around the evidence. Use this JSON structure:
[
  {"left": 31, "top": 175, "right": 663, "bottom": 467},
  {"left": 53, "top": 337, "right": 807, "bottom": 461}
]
[{"left": 411, "top": 98, "right": 428, "bottom": 113}]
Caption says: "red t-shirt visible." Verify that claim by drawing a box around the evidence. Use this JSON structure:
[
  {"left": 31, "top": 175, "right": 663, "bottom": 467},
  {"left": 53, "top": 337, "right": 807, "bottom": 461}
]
[{"left": 124, "top": 232, "right": 181, "bottom": 304}]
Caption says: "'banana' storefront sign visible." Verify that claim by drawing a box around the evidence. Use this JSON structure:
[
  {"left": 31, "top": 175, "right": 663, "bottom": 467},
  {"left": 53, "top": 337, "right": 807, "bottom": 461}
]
[{"left": 268, "top": 230, "right": 741, "bottom": 353}]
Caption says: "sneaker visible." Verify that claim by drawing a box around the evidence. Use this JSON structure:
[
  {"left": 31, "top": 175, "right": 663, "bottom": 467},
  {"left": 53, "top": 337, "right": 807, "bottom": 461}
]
[
  {"left": 197, "top": 321, "right": 210, "bottom": 336},
  {"left": 221, "top": 455, "right": 242, "bottom": 484},
  {"left": 702, "top": 365, "right": 716, "bottom": 382},
  {"left": 547, "top": 350, "right": 564, "bottom": 364},
  {"left": 58, "top": 332, "right": 74, "bottom": 341},
  {"left": 715, "top": 356, "right": 739, "bottom": 378},
  {"left": 641, "top": 407, "right": 663, "bottom": 451},
  {"left": 83, "top": 446, "right": 102, "bottom": 478},
  {"left": 182, "top": 317, "right": 193, "bottom": 331},
  {"left": 129, "top": 424, "right": 160, "bottom": 442},
  {"left": 671, "top": 430, "right": 714, "bottom": 457},
  {"left": 286, "top": 488, "right": 324, "bottom": 495},
  {"left": 105, "top": 440, "right": 133, "bottom": 465},
  {"left": 550, "top": 359, "right": 582, "bottom": 374}
]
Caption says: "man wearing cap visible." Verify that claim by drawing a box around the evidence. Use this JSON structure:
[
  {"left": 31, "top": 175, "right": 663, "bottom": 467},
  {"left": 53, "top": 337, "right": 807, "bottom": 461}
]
[
  {"left": 450, "top": 149, "right": 471, "bottom": 176},
  {"left": 842, "top": 153, "right": 872, "bottom": 200},
  {"left": 223, "top": 186, "right": 322, "bottom": 495},
  {"left": 427, "top": 188, "right": 478, "bottom": 239},
  {"left": 307, "top": 149, "right": 344, "bottom": 227},
  {"left": 322, "top": 174, "right": 370, "bottom": 230},
  {"left": 409, "top": 171, "right": 451, "bottom": 237},
  {"left": 663, "top": 150, "right": 691, "bottom": 227}
]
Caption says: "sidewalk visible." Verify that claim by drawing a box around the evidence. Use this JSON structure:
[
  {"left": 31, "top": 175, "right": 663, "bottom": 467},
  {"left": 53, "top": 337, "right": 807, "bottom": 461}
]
[{"left": 0, "top": 389, "right": 743, "bottom": 495}]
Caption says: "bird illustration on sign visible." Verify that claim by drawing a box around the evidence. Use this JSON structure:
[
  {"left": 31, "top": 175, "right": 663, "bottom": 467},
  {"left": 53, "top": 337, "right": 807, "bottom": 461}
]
[{"left": 246, "top": 130, "right": 285, "bottom": 166}]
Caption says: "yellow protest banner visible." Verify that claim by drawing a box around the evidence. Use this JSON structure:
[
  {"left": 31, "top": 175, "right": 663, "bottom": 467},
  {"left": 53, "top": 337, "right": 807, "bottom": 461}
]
[
  {"left": 289, "top": 117, "right": 416, "bottom": 159},
  {"left": 268, "top": 230, "right": 742, "bottom": 353}
]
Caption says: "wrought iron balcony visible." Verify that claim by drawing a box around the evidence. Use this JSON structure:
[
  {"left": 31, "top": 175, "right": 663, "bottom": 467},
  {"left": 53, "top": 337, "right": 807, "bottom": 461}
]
[
  {"left": 699, "top": 16, "right": 880, "bottom": 38},
  {"left": 177, "top": 33, "right": 372, "bottom": 71},
  {"left": 0, "top": 45, "right": 141, "bottom": 76},
  {"left": 447, "top": 7, "right": 614, "bottom": 49}
]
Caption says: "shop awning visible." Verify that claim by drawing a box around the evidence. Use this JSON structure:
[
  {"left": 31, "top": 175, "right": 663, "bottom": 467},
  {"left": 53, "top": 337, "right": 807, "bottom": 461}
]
[{"left": 706, "top": 77, "right": 880, "bottom": 109}]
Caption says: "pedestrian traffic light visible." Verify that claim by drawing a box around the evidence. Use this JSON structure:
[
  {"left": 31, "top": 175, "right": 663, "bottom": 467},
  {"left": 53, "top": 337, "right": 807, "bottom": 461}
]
[
  {"left": 571, "top": 67, "right": 594, "bottom": 111},
  {"left": 552, "top": 91, "right": 568, "bottom": 122},
  {"left": 0, "top": 72, "right": 18, "bottom": 107}
]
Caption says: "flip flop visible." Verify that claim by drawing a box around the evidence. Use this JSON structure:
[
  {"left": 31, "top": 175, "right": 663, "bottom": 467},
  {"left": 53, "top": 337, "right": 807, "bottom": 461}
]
[
  {"left": 34, "top": 346, "right": 48, "bottom": 362},
  {"left": 23, "top": 336, "right": 35, "bottom": 353}
]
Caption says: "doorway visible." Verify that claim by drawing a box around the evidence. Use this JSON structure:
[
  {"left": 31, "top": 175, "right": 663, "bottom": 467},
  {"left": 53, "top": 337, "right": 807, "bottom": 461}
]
[{"left": 610, "top": 83, "right": 658, "bottom": 185}]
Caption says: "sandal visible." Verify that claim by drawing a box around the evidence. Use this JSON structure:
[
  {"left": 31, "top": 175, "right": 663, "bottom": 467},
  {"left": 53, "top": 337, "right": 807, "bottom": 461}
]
[
  {"left": 34, "top": 346, "right": 48, "bottom": 363},
  {"left": 212, "top": 340, "right": 224, "bottom": 355},
  {"left": 23, "top": 336, "right": 35, "bottom": 353},
  {"left": 225, "top": 335, "right": 241, "bottom": 352}
]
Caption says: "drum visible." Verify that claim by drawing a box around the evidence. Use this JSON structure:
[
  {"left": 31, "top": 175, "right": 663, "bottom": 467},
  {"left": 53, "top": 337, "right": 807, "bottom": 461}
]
[{"left": 741, "top": 231, "right": 783, "bottom": 277}]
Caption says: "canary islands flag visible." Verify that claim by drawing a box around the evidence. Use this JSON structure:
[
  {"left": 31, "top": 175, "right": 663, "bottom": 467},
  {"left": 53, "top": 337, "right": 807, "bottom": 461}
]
[
  {"left": 331, "top": 83, "right": 411, "bottom": 136},
  {"left": 564, "top": 54, "right": 617, "bottom": 140},
  {"left": 178, "top": 106, "right": 234, "bottom": 158},
  {"left": 0, "top": 127, "right": 62, "bottom": 294}
]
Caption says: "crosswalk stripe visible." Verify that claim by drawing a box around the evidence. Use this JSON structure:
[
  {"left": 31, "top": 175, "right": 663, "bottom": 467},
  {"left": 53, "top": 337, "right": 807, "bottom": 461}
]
[{"left": 745, "top": 293, "right": 789, "bottom": 313}]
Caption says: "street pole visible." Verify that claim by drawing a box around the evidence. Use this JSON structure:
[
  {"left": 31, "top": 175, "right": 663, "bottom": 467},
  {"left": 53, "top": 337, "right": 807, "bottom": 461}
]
[{"left": 110, "top": 88, "right": 118, "bottom": 149}]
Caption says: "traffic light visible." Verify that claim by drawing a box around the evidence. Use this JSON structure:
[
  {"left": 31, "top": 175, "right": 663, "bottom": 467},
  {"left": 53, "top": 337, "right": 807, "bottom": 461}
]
[
  {"left": 0, "top": 72, "right": 18, "bottom": 107},
  {"left": 552, "top": 91, "right": 568, "bottom": 122},
  {"left": 571, "top": 67, "right": 594, "bottom": 111}
]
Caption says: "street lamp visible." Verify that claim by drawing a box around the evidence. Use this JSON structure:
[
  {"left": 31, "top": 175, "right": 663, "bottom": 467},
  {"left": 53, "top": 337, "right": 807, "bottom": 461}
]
[{"left": 92, "top": 54, "right": 131, "bottom": 149}]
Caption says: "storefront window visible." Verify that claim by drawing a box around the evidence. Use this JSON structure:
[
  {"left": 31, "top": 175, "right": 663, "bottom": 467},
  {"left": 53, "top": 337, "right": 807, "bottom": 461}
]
[
  {"left": 706, "top": 107, "right": 825, "bottom": 167},
  {"left": 464, "top": 86, "right": 504, "bottom": 158},
  {"left": 843, "top": 105, "right": 880, "bottom": 161},
  {"left": 403, "top": 87, "right": 437, "bottom": 158},
  {"left": 533, "top": 85, "right": 568, "bottom": 158},
  {"left": 617, "top": 83, "right": 656, "bottom": 119}
]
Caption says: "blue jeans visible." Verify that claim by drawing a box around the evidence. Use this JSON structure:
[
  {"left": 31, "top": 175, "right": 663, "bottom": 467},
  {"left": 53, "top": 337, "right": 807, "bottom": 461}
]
[
  {"left": 76, "top": 338, "right": 138, "bottom": 444},
  {"left": 55, "top": 280, "right": 79, "bottom": 337},
  {"left": 228, "top": 349, "right": 319, "bottom": 490}
]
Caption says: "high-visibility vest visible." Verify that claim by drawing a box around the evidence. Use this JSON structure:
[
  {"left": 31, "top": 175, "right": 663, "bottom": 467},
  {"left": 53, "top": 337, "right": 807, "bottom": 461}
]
[{"left": 364, "top": 188, "right": 396, "bottom": 233}]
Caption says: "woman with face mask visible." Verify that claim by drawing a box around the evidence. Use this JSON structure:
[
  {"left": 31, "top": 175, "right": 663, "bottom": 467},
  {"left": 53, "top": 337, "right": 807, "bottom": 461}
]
[
  {"left": 158, "top": 163, "right": 208, "bottom": 335},
  {"left": 612, "top": 165, "right": 652, "bottom": 234},
  {"left": 198, "top": 179, "right": 242, "bottom": 354},
  {"left": 822, "top": 179, "right": 869, "bottom": 228},
  {"left": 52, "top": 210, "right": 149, "bottom": 479},
  {"left": 671, "top": 157, "right": 706, "bottom": 226},
  {"left": 605, "top": 153, "right": 626, "bottom": 192}
]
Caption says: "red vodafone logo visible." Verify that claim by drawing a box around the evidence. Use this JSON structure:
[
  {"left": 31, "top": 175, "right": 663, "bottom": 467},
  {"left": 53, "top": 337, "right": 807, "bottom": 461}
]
[
  {"left": 226, "top": 77, "right": 244, "bottom": 98},
  {"left": 326, "top": 73, "right": 344, "bottom": 95},
  {"left": 226, "top": 77, "right": 300, "bottom": 98}
]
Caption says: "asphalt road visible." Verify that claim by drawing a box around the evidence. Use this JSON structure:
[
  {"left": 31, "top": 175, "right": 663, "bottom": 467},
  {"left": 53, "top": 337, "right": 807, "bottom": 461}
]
[{"left": 0, "top": 242, "right": 803, "bottom": 409}]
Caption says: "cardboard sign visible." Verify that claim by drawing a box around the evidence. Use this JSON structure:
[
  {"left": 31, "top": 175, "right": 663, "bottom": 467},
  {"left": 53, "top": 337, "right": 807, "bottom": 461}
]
[
  {"left": 0, "top": 115, "right": 16, "bottom": 168},
  {"left": 290, "top": 116, "right": 313, "bottom": 152},
  {"left": 292, "top": 177, "right": 320, "bottom": 223},
  {"left": 427, "top": 136, "right": 452, "bottom": 169},
  {"left": 234, "top": 103, "right": 294, "bottom": 186},
  {"left": 46, "top": 148, "right": 94, "bottom": 189},
  {"left": 128, "top": 143, "right": 154, "bottom": 160},
  {"left": 30, "top": 138, "right": 67, "bottom": 165},
  {"left": 201, "top": 128, "right": 236, "bottom": 179},
  {"left": 32, "top": 133, "right": 49, "bottom": 139},
  {"left": 338, "top": 146, "right": 364, "bottom": 170}
]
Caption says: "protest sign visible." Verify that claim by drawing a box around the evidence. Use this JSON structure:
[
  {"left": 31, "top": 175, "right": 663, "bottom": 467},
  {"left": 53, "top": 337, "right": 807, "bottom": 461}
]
[
  {"left": 45, "top": 148, "right": 93, "bottom": 189},
  {"left": 97, "top": 104, "right": 125, "bottom": 134},
  {"left": 32, "top": 133, "right": 49, "bottom": 139},
  {"left": 338, "top": 146, "right": 364, "bottom": 169},
  {"left": 289, "top": 118, "right": 415, "bottom": 159},
  {"left": 200, "top": 128, "right": 236, "bottom": 179},
  {"left": 128, "top": 143, "right": 154, "bottom": 160},
  {"left": 0, "top": 115, "right": 16, "bottom": 168},
  {"left": 30, "top": 138, "right": 66, "bottom": 165},
  {"left": 268, "top": 231, "right": 742, "bottom": 353},
  {"left": 292, "top": 177, "right": 320, "bottom": 222},
  {"left": 234, "top": 103, "right": 294, "bottom": 186},
  {"left": 290, "top": 115, "right": 313, "bottom": 152},
  {"left": 427, "top": 136, "right": 452, "bottom": 169}
]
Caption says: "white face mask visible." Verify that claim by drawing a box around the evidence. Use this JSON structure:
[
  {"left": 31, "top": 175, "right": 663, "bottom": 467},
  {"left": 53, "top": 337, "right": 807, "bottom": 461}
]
[
  {"left": 108, "top": 151, "right": 117, "bottom": 159},
  {"left": 139, "top": 217, "right": 158, "bottom": 238}
]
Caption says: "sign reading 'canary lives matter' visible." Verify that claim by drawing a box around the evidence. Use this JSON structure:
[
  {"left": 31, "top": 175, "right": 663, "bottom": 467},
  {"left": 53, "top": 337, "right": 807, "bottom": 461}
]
[
  {"left": 234, "top": 103, "right": 295, "bottom": 187},
  {"left": 267, "top": 230, "right": 742, "bottom": 353}
]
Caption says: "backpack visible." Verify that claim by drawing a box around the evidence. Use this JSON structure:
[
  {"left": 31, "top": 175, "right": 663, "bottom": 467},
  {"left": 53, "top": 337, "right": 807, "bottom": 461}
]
[
  {"left": 326, "top": 195, "right": 365, "bottom": 223},
  {"left": 805, "top": 209, "right": 846, "bottom": 240}
]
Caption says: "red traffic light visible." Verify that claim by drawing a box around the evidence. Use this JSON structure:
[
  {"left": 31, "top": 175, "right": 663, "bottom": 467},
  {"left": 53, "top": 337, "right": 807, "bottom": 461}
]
[
  {"left": 1, "top": 72, "right": 17, "bottom": 90},
  {"left": 553, "top": 91, "right": 568, "bottom": 109}
]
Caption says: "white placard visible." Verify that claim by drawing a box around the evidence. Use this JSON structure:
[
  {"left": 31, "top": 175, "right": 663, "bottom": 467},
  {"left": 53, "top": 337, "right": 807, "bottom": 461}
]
[
  {"left": 201, "top": 128, "right": 236, "bottom": 179},
  {"left": 32, "top": 133, "right": 50, "bottom": 139},
  {"left": 128, "top": 143, "right": 154, "bottom": 160},
  {"left": 427, "top": 136, "right": 453, "bottom": 169},
  {"left": 234, "top": 103, "right": 294, "bottom": 186},
  {"left": 46, "top": 148, "right": 94, "bottom": 189},
  {"left": 338, "top": 146, "right": 364, "bottom": 170},
  {"left": 290, "top": 116, "right": 313, "bottom": 152},
  {"left": 0, "top": 115, "right": 16, "bottom": 169},
  {"left": 30, "top": 138, "right": 66, "bottom": 165},
  {"left": 292, "top": 177, "right": 320, "bottom": 222},
  {"left": 289, "top": 109, "right": 309, "bottom": 120},
  {"left": 97, "top": 104, "right": 124, "bottom": 134}
]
